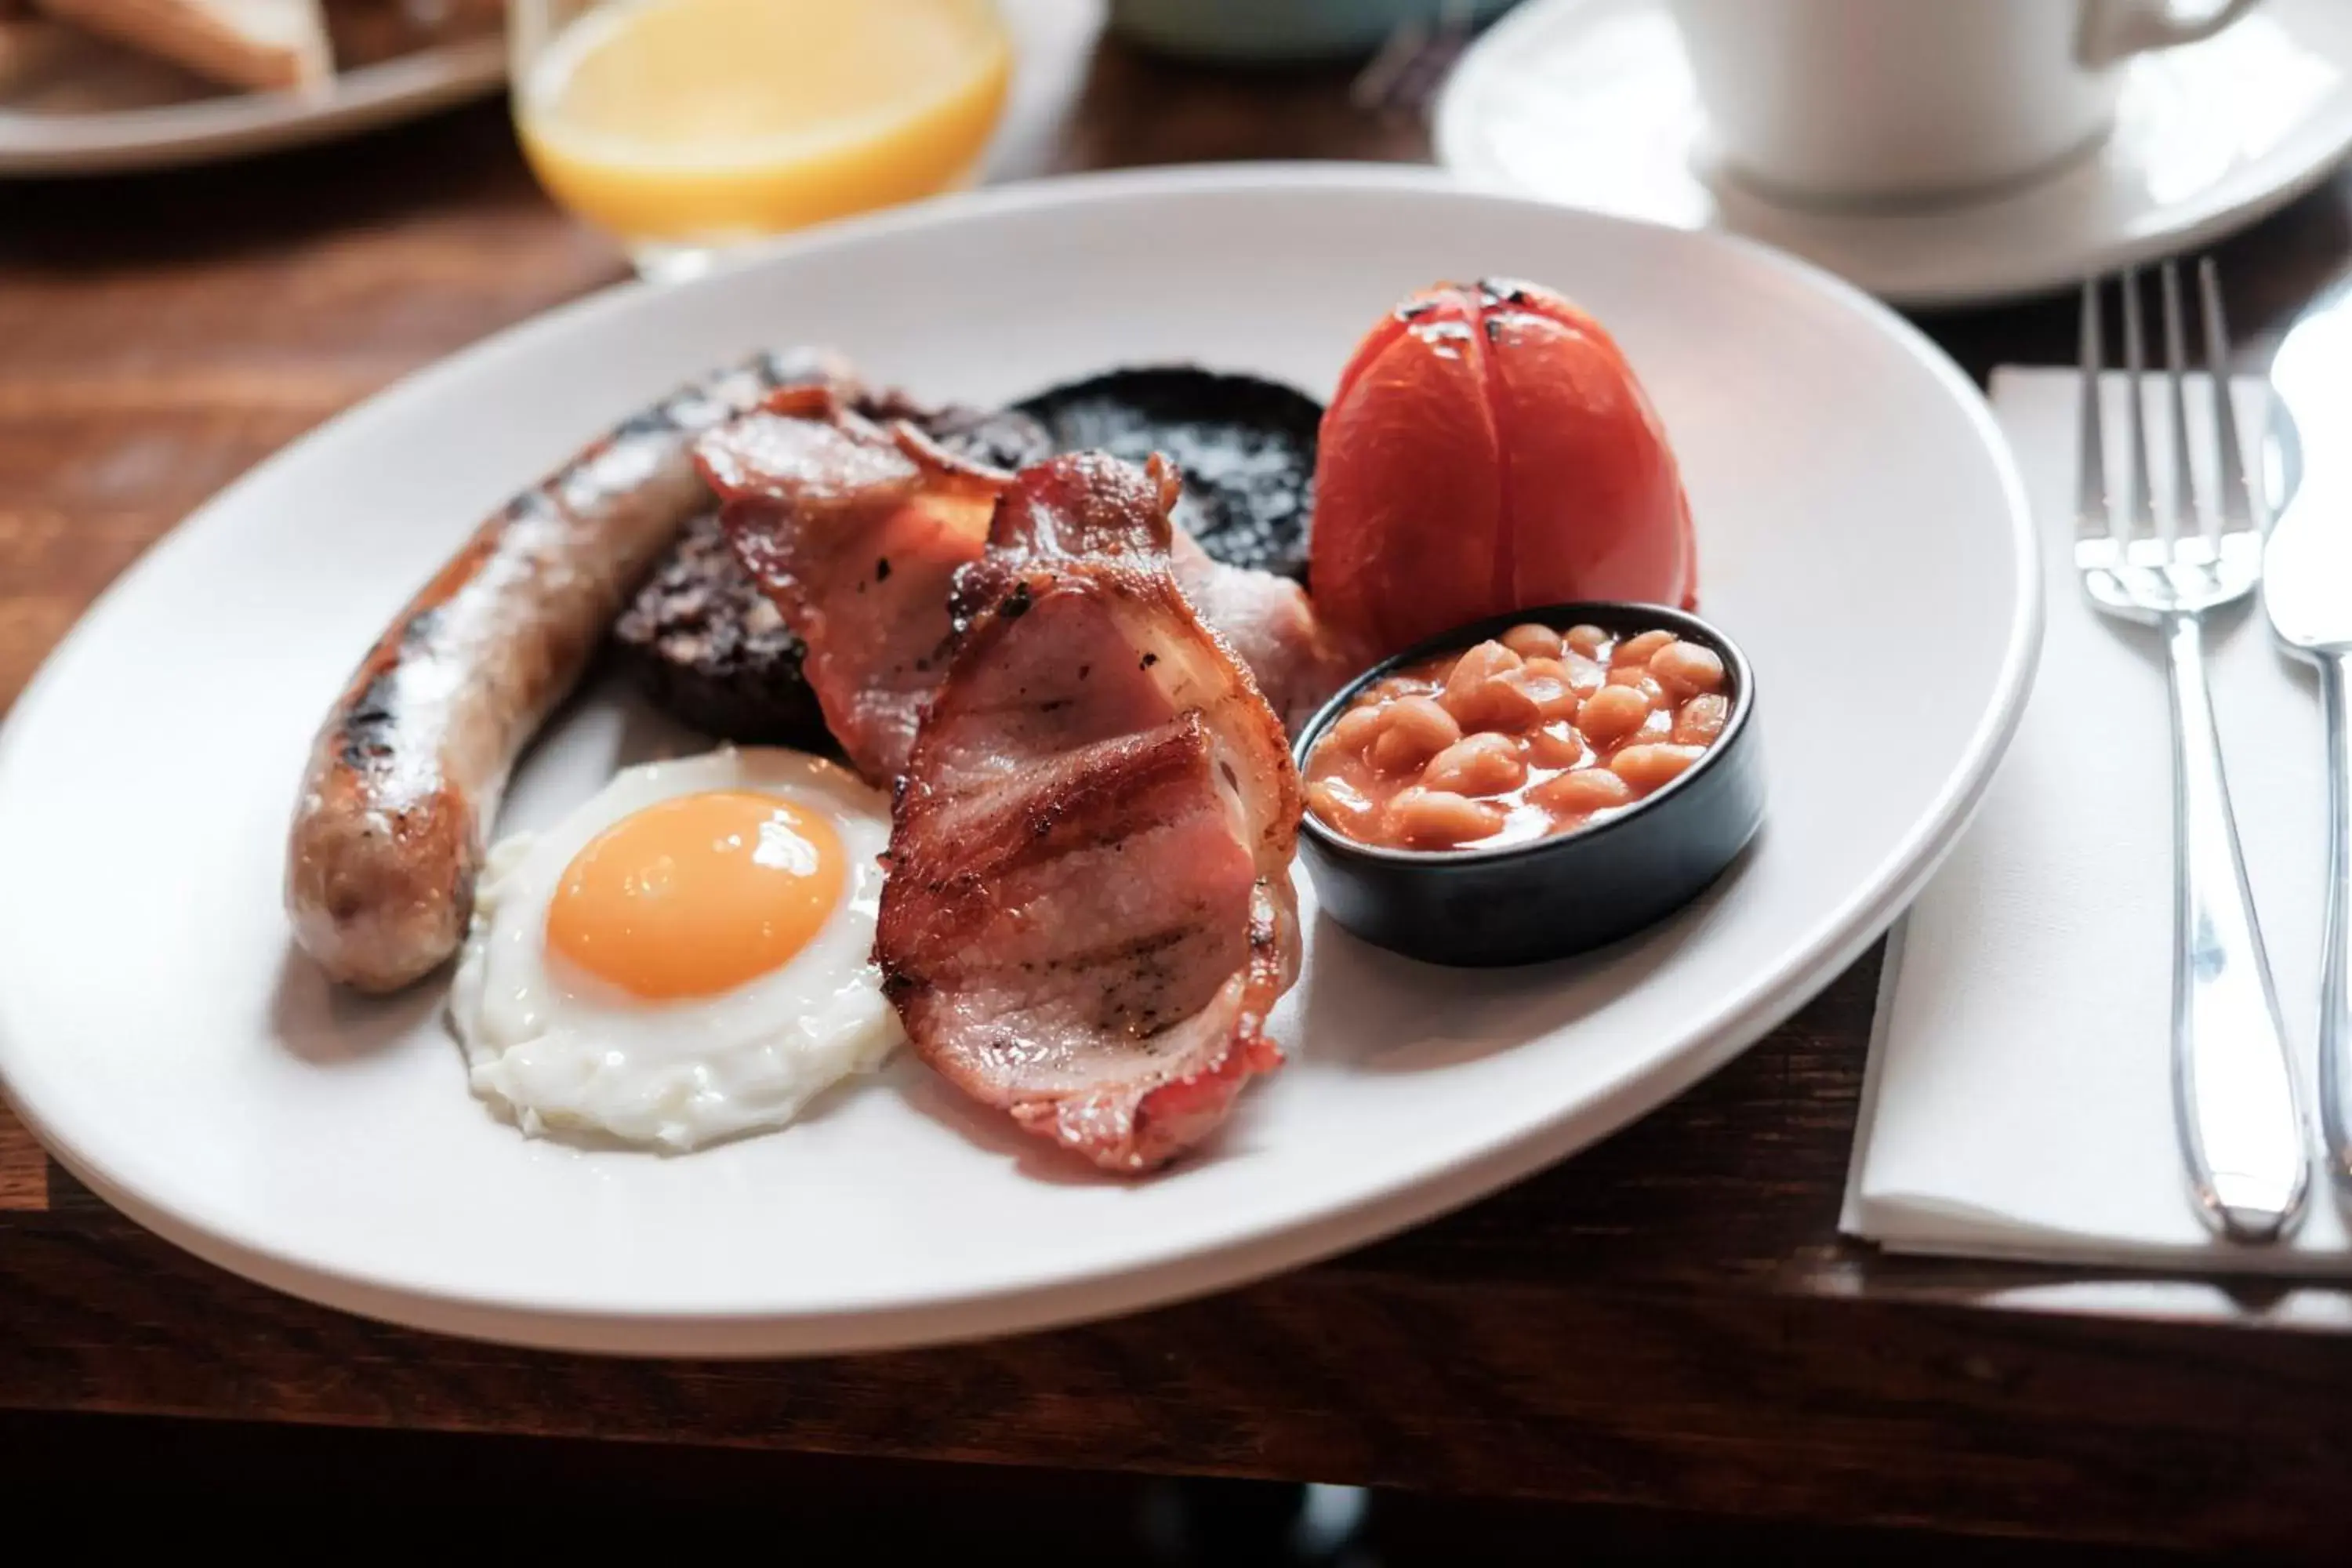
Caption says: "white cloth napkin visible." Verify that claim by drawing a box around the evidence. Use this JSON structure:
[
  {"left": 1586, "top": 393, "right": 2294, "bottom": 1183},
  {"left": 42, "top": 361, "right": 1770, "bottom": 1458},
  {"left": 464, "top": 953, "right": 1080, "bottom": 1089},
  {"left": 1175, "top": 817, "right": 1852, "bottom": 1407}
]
[{"left": 1842, "top": 365, "right": 2352, "bottom": 1272}]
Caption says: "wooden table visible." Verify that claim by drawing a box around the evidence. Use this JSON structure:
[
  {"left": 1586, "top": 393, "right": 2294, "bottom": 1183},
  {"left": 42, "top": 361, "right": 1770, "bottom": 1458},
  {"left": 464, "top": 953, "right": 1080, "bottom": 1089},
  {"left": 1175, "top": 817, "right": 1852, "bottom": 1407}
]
[{"left": 6, "top": 34, "right": 2352, "bottom": 1555}]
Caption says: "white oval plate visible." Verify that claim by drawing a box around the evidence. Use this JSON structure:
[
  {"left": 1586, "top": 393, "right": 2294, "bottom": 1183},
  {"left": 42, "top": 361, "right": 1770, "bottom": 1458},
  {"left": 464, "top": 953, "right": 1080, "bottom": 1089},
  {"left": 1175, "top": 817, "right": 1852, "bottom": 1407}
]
[
  {"left": 0, "top": 38, "right": 504, "bottom": 176},
  {"left": 0, "top": 166, "right": 2038, "bottom": 1355},
  {"left": 1436, "top": 0, "right": 2352, "bottom": 308}
]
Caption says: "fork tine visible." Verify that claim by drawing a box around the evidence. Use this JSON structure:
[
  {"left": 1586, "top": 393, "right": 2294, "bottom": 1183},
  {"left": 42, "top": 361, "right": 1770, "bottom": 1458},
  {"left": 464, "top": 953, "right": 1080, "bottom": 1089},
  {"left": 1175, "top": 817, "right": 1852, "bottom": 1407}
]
[
  {"left": 2199, "top": 256, "right": 2259, "bottom": 534},
  {"left": 2122, "top": 267, "right": 2159, "bottom": 549},
  {"left": 2161, "top": 261, "right": 2202, "bottom": 545},
  {"left": 2078, "top": 279, "right": 2111, "bottom": 541}
]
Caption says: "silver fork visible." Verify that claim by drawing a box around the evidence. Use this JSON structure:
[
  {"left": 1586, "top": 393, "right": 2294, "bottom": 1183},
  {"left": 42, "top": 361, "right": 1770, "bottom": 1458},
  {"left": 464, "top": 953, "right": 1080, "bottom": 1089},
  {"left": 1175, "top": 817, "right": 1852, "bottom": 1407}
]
[{"left": 2077, "top": 261, "right": 2310, "bottom": 1242}]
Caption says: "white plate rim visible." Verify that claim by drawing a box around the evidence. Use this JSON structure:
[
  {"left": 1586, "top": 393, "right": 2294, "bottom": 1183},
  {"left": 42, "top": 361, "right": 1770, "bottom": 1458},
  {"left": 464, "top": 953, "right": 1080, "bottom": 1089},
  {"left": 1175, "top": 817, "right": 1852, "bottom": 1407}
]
[
  {"left": 0, "top": 163, "right": 2043, "bottom": 1354},
  {"left": 1432, "top": 0, "right": 2352, "bottom": 308},
  {"left": 0, "top": 37, "right": 506, "bottom": 176}
]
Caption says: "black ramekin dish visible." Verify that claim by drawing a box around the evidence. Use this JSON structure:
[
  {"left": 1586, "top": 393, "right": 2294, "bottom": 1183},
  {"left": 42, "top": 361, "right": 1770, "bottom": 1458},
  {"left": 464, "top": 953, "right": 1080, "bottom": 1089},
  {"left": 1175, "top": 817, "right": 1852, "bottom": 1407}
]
[{"left": 1294, "top": 601, "right": 1765, "bottom": 967}]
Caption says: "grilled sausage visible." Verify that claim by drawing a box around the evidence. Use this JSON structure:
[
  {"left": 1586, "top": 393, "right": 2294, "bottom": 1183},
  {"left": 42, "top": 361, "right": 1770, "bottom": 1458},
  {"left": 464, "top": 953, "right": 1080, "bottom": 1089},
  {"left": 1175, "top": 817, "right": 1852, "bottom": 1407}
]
[{"left": 285, "top": 350, "right": 844, "bottom": 991}]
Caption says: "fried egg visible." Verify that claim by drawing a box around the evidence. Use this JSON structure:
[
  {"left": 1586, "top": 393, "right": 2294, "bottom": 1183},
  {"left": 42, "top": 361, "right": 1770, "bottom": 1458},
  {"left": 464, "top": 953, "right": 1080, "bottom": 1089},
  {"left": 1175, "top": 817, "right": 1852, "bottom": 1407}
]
[{"left": 451, "top": 747, "right": 900, "bottom": 1151}]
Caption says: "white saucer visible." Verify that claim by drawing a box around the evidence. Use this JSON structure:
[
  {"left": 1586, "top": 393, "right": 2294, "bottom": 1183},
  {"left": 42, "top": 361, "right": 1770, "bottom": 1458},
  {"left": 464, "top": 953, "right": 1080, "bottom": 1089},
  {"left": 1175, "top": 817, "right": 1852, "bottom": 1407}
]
[{"left": 1436, "top": 0, "right": 2352, "bottom": 308}]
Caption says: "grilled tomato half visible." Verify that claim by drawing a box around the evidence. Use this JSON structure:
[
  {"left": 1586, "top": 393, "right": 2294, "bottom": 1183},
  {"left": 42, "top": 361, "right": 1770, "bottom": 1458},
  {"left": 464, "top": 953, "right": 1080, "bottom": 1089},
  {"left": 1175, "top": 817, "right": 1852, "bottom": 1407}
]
[{"left": 1310, "top": 278, "right": 1697, "bottom": 655}]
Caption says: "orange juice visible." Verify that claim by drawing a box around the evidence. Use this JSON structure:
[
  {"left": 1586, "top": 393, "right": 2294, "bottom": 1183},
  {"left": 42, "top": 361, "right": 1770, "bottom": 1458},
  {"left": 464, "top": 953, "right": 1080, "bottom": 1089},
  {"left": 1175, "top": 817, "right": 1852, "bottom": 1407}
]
[{"left": 517, "top": 0, "right": 1011, "bottom": 251}]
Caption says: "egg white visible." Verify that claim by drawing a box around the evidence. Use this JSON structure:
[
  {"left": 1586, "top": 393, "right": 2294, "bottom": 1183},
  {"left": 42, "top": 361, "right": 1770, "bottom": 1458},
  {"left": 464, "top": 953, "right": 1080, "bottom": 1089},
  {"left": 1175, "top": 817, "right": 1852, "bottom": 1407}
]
[{"left": 450, "top": 747, "right": 902, "bottom": 1152}]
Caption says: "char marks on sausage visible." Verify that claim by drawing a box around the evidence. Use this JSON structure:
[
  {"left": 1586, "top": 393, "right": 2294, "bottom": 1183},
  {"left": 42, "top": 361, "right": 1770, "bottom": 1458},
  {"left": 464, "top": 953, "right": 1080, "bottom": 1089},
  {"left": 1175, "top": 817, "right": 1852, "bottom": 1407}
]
[
  {"left": 286, "top": 350, "right": 825, "bottom": 993},
  {"left": 878, "top": 453, "right": 1302, "bottom": 1172}
]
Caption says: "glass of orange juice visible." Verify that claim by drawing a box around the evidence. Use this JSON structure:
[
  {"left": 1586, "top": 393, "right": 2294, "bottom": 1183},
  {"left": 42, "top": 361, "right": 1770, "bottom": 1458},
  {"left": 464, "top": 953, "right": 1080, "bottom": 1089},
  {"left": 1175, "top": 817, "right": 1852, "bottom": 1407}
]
[{"left": 510, "top": 0, "right": 1013, "bottom": 281}]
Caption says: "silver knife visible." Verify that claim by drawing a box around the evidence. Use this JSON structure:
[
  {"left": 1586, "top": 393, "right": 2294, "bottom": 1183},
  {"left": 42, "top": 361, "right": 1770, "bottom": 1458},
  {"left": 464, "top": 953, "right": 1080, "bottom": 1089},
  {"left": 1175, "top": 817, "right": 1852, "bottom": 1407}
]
[{"left": 2264, "top": 274, "right": 2352, "bottom": 1187}]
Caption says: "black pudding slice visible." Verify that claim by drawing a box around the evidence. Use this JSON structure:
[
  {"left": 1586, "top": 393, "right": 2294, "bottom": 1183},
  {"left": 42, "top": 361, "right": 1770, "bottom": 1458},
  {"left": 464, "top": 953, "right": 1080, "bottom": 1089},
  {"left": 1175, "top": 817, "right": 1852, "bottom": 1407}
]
[
  {"left": 1013, "top": 367, "right": 1323, "bottom": 582},
  {"left": 612, "top": 510, "right": 833, "bottom": 750},
  {"left": 617, "top": 384, "right": 1051, "bottom": 747}
]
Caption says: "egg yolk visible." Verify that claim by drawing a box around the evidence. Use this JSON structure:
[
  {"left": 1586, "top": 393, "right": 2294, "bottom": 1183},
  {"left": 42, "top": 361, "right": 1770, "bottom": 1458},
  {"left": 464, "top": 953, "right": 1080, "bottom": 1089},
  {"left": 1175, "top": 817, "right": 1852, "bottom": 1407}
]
[{"left": 546, "top": 789, "right": 845, "bottom": 1000}]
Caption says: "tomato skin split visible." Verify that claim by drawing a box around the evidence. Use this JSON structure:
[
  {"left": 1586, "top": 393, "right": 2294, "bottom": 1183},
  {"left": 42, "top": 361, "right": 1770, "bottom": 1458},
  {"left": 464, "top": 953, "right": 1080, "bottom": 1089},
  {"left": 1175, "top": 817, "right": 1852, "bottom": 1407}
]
[{"left": 1309, "top": 278, "right": 1697, "bottom": 657}]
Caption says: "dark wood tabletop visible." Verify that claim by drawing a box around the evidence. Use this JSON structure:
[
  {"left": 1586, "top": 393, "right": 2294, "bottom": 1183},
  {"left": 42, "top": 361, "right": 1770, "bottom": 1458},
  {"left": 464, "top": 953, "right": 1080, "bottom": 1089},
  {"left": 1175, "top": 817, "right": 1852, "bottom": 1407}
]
[{"left": 6, "top": 24, "right": 2352, "bottom": 1555}]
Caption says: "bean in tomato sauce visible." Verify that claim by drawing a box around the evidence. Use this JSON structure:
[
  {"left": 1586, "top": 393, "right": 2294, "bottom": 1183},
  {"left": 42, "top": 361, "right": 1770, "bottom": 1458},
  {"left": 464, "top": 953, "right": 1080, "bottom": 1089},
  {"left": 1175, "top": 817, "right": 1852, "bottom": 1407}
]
[{"left": 1304, "top": 624, "right": 1729, "bottom": 851}]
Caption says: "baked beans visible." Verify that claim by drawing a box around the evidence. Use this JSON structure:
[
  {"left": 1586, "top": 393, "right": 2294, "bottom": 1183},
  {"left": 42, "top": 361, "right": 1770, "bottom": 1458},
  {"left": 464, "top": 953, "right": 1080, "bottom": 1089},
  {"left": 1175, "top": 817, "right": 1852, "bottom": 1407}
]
[{"left": 1303, "top": 623, "right": 1731, "bottom": 851}]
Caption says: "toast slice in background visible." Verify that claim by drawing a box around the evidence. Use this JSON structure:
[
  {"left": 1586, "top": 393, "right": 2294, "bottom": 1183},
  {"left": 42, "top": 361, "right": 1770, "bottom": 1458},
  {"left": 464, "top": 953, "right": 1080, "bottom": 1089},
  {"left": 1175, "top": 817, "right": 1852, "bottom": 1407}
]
[
  {"left": 36, "top": 0, "right": 330, "bottom": 92},
  {"left": 0, "top": 16, "right": 73, "bottom": 90},
  {"left": 2, "top": 14, "right": 215, "bottom": 105}
]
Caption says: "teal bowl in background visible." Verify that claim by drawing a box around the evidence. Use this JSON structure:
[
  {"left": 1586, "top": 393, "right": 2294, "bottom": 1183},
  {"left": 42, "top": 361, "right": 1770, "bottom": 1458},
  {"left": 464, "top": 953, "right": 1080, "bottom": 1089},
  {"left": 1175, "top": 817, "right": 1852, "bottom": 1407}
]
[{"left": 1106, "top": 0, "right": 1521, "bottom": 63}]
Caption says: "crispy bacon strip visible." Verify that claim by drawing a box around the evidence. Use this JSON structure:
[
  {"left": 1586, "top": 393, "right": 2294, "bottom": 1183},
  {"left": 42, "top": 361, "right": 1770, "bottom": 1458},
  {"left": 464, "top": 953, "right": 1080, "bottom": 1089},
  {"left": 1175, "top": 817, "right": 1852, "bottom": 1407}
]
[
  {"left": 695, "top": 387, "right": 1002, "bottom": 783},
  {"left": 696, "top": 397, "right": 1352, "bottom": 786},
  {"left": 878, "top": 454, "right": 1303, "bottom": 1171},
  {"left": 1168, "top": 527, "right": 1363, "bottom": 731}
]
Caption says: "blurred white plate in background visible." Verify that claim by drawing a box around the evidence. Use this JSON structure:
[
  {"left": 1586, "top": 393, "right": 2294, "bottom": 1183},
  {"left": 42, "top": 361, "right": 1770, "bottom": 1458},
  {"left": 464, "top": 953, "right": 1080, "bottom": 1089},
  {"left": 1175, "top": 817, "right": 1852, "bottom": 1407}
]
[{"left": 0, "top": 34, "right": 506, "bottom": 176}]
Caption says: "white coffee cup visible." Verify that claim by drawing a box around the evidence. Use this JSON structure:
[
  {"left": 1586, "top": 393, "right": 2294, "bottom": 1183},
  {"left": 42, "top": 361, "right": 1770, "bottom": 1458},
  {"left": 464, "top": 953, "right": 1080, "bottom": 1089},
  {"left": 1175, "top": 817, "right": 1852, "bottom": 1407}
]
[{"left": 1666, "top": 0, "right": 2265, "bottom": 205}]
